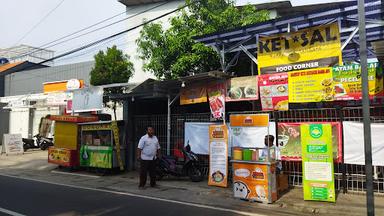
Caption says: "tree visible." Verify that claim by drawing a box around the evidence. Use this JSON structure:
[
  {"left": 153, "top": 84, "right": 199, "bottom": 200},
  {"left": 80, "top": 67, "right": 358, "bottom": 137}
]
[
  {"left": 136, "top": 0, "right": 270, "bottom": 79},
  {"left": 90, "top": 45, "right": 134, "bottom": 119}
]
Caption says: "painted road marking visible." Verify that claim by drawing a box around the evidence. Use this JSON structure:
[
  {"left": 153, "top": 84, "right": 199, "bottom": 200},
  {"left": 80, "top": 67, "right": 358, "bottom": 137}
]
[
  {"left": 0, "top": 207, "right": 26, "bottom": 216},
  {"left": 51, "top": 170, "right": 100, "bottom": 178},
  {"left": 0, "top": 173, "right": 266, "bottom": 216}
]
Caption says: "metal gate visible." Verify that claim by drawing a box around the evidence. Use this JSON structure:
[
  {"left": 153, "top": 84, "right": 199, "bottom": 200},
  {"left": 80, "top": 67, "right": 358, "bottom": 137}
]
[{"left": 133, "top": 106, "right": 384, "bottom": 193}]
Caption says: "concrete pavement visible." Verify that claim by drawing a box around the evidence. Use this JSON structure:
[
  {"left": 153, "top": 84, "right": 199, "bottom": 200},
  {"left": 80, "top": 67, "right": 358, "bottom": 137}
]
[{"left": 0, "top": 150, "right": 383, "bottom": 216}]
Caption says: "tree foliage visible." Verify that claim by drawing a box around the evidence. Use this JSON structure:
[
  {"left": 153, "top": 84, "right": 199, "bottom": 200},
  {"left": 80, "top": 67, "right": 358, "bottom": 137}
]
[
  {"left": 90, "top": 46, "right": 134, "bottom": 118},
  {"left": 137, "top": 0, "right": 270, "bottom": 79},
  {"left": 90, "top": 45, "right": 134, "bottom": 95}
]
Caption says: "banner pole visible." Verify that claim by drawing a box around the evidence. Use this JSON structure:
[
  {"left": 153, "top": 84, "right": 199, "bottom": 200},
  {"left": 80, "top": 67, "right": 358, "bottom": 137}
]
[{"left": 357, "top": 0, "right": 375, "bottom": 215}]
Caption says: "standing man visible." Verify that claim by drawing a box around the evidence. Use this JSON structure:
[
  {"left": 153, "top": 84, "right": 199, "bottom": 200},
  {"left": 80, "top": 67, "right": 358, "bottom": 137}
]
[{"left": 137, "top": 126, "right": 161, "bottom": 189}]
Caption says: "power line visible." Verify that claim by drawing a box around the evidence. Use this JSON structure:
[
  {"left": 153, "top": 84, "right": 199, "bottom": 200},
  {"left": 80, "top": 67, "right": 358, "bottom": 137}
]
[
  {"left": 14, "top": 0, "right": 66, "bottom": 45},
  {"left": 11, "top": 2, "right": 170, "bottom": 61},
  {"left": 35, "top": 1, "right": 191, "bottom": 66}
]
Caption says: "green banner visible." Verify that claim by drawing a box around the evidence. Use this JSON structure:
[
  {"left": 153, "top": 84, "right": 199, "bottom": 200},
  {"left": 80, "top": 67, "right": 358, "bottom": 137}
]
[
  {"left": 80, "top": 145, "right": 112, "bottom": 168},
  {"left": 301, "top": 124, "right": 335, "bottom": 202}
]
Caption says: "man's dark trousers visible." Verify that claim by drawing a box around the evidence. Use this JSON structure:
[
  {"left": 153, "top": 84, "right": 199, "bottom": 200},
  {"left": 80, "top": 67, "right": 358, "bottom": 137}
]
[{"left": 139, "top": 159, "right": 156, "bottom": 187}]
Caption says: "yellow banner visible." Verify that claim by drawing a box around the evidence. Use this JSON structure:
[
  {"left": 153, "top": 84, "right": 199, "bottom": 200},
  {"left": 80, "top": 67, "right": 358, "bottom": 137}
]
[
  {"left": 82, "top": 124, "right": 111, "bottom": 131},
  {"left": 180, "top": 86, "right": 207, "bottom": 105},
  {"left": 258, "top": 22, "right": 342, "bottom": 74},
  {"left": 288, "top": 68, "right": 334, "bottom": 103}
]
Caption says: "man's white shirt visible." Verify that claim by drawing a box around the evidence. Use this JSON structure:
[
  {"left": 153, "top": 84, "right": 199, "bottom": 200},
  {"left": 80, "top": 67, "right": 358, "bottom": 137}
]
[{"left": 138, "top": 134, "right": 160, "bottom": 160}]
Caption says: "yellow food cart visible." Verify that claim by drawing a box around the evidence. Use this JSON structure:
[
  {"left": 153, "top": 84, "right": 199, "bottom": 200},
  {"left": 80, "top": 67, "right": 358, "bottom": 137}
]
[{"left": 48, "top": 115, "right": 98, "bottom": 167}]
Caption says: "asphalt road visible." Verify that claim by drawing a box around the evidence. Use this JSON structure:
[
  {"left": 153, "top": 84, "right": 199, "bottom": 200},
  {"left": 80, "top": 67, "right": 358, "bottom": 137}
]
[{"left": 0, "top": 175, "right": 245, "bottom": 216}]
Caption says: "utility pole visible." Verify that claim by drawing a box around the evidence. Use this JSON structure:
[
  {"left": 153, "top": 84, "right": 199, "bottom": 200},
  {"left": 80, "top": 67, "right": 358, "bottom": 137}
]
[{"left": 357, "top": 0, "right": 375, "bottom": 215}]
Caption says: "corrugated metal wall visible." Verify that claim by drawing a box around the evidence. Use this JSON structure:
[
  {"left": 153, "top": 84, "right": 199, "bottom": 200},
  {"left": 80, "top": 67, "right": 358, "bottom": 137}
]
[{"left": 4, "top": 61, "right": 94, "bottom": 96}]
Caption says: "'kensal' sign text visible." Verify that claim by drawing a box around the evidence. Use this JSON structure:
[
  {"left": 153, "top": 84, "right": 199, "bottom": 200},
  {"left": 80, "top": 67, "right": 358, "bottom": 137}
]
[
  {"left": 259, "top": 26, "right": 338, "bottom": 53},
  {"left": 257, "top": 23, "right": 342, "bottom": 75}
]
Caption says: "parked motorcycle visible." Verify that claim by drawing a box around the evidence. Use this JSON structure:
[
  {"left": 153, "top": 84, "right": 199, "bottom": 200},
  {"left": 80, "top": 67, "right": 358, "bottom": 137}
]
[
  {"left": 23, "top": 134, "right": 54, "bottom": 151},
  {"left": 155, "top": 144, "right": 203, "bottom": 182},
  {"left": 38, "top": 136, "right": 53, "bottom": 150},
  {"left": 22, "top": 135, "right": 40, "bottom": 151}
]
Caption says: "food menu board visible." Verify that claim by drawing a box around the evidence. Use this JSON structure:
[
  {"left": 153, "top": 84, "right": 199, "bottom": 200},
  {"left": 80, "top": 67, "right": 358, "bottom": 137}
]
[
  {"left": 207, "top": 83, "right": 226, "bottom": 119},
  {"left": 259, "top": 73, "right": 289, "bottom": 111},
  {"left": 301, "top": 123, "right": 335, "bottom": 202},
  {"left": 2, "top": 134, "right": 23, "bottom": 155},
  {"left": 332, "top": 62, "right": 384, "bottom": 100},
  {"left": 226, "top": 76, "right": 258, "bottom": 101},
  {"left": 288, "top": 68, "right": 334, "bottom": 103},
  {"left": 208, "top": 125, "right": 228, "bottom": 187},
  {"left": 233, "top": 163, "right": 277, "bottom": 203}
]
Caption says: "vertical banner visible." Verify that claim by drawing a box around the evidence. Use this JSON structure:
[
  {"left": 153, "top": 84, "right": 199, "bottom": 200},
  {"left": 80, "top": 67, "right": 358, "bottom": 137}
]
[
  {"left": 332, "top": 62, "right": 384, "bottom": 100},
  {"left": 207, "top": 83, "right": 226, "bottom": 119},
  {"left": 257, "top": 22, "right": 342, "bottom": 74},
  {"left": 288, "top": 68, "right": 334, "bottom": 103},
  {"left": 259, "top": 73, "right": 289, "bottom": 110},
  {"left": 301, "top": 123, "right": 335, "bottom": 202},
  {"left": 208, "top": 124, "right": 228, "bottom": 187},
  {"left": 226, "top": 76, "right": 258, "bottom": 101}
]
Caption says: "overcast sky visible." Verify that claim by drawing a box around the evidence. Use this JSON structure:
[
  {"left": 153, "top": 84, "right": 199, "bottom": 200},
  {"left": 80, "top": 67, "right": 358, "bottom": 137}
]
[
  {"left": 1, "top": 0, "right": 353, "bottom": 65},
  {"left": 0, "top": 0, "right": 128, "bottom": 64}
]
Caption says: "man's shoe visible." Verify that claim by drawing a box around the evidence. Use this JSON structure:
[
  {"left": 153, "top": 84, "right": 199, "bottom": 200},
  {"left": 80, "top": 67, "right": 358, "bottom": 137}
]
[{"left": 138, "top": 186, "right": 145, "bottom": 190}]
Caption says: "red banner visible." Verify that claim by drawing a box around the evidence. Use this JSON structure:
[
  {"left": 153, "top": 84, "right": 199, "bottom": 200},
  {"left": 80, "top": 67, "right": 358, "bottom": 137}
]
[
  {"left": 207, "top": 83, "right": 226, "bottom": 119},
  {"left": 259, "top": 73, "right": 289, "bottom": 111},
  {"left": 277, "top": 122, "right": 342, "bottom": 163}
]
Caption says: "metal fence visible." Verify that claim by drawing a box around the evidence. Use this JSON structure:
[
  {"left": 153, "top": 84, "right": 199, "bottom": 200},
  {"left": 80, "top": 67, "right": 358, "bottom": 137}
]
[{"left": 133, "top": 106, "right": 384, "bottom": 193}]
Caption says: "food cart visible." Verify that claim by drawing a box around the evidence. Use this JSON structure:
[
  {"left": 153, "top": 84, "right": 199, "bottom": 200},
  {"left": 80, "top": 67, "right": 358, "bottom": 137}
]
[
  {"left": 79, "top": 121, "right": 125, "bottom": 170},
  {"left": 48, "top": 115, "right": 98, "bottom": 167},
  {"left": 230, "top": 113, "right": 278, "bottom": 204}
]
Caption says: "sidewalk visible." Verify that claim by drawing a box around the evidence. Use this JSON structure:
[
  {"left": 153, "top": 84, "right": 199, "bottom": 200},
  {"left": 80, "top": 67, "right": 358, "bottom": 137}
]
[{"left": 0, "top": 151, "right": 383, "bottom": 216}]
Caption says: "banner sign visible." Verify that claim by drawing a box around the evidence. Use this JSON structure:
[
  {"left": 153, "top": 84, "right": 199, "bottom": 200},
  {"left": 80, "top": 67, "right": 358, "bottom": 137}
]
[
  {"left": 258, "top": 22, "right": 342, "bottom": 74},
  {"left": 333, "top": 62, "right": 384, "bottom": 100},
  {"left": 48, "top": 147, "right": 77, "bottom": 167},
  {"left": 226, "top": 76, "right": 258, "bottom": 101},
  {"left": 49, "top": 115, "right": 98, "bottom": 123},
  {"left": 230, "top": 114, "right": 269, "bottom": 127},
  {"left": 80, "top": 145, "right": 113, "bottom": 169},
  {"left": 288, "top": 68, "right": 333, "bottom": 103},
  {"left": 82, "top": 124, "right": 112, "bottom": 131},
  {"left": 208, "top": 124, "right": 228, "bottom": 187},
  {"left": 180, "top": 85, "right": 208, "bottom": 105},
  {"left": 233, "top": 163, "right": 277, "bottom": 202},
  {"left": 73, "top": 87, "right": 103, "bottom": 113},
  {"left": 207, "top": 83, "right": 226, "bottom": 119},
  {"left": 277, "top": 122, "right": 341, "bottom": 162},
  {"left": 259, "top": 73, "right": 289, "bottom": 110},
  {"left": 301, "top": 123, "right": 335, "bottom": 202},
  {"left": 2, "top": 134, "right": 23, "bottom": 155}
]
